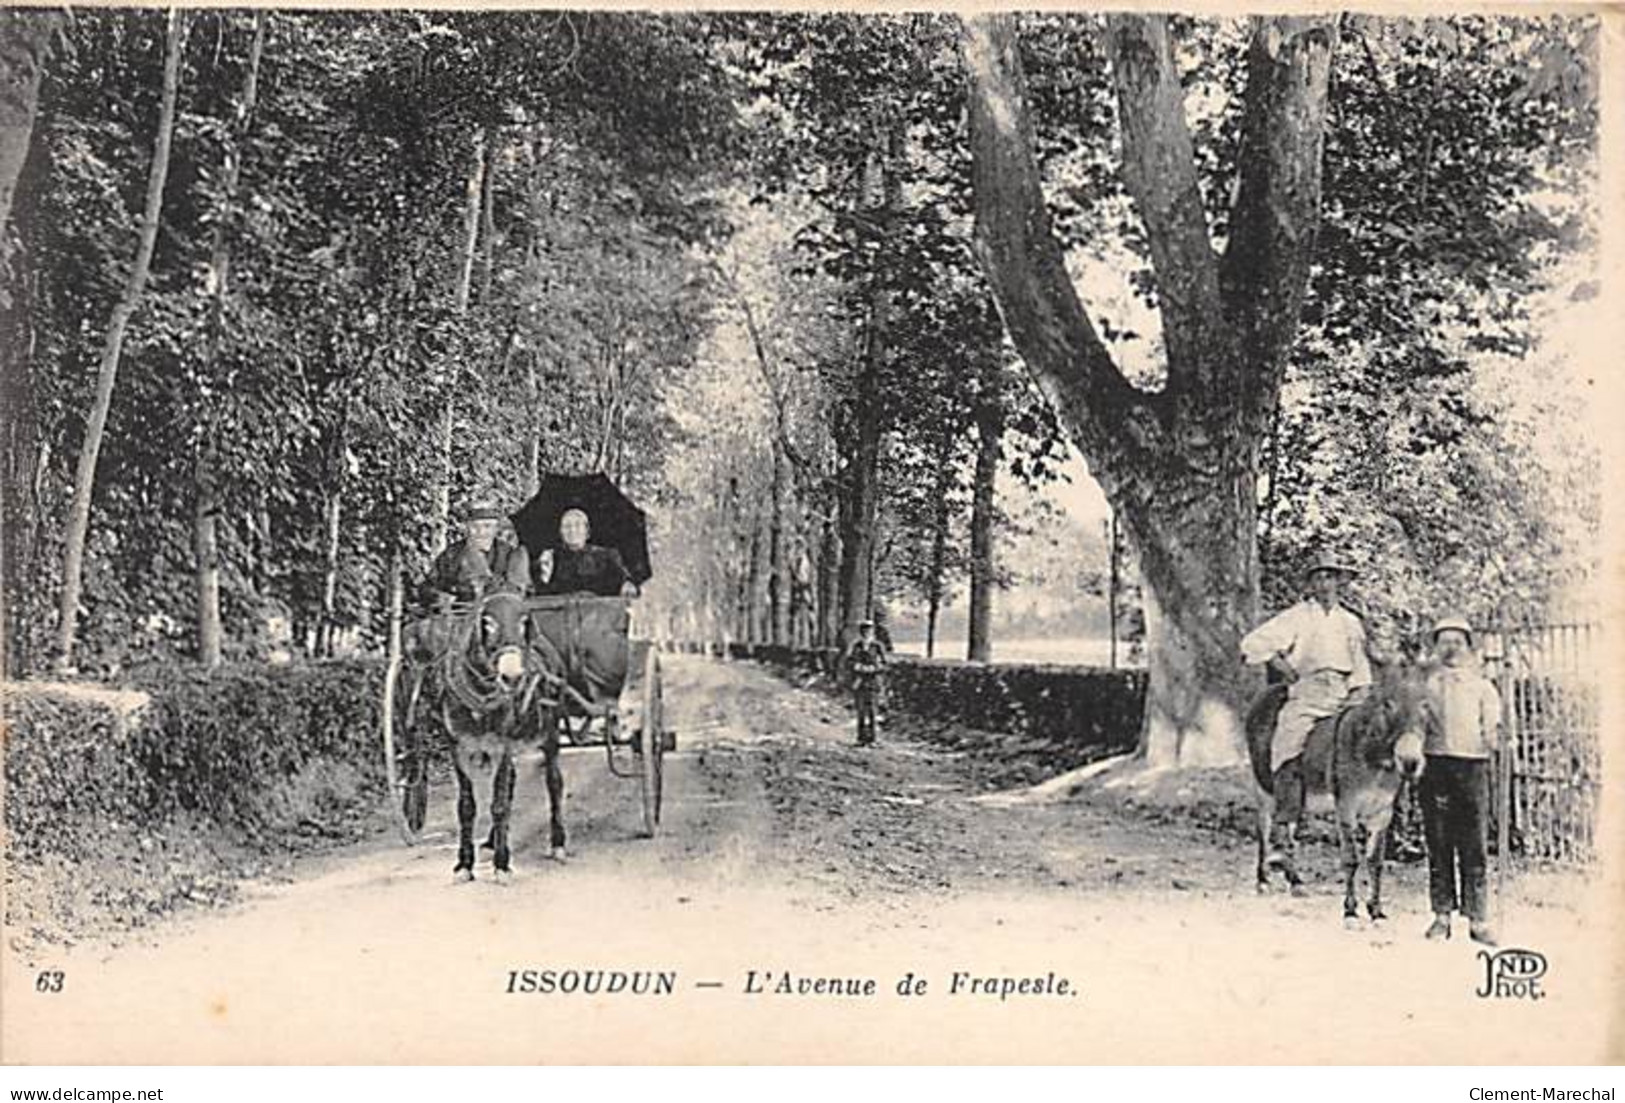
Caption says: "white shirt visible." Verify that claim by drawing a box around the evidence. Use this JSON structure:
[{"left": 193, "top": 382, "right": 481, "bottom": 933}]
[
  {"left": 1425, "top": 660, "right": 1501, "bottom": 758},
  {"left": 1241, "top": 599, "right": 1373, "bottom": 689}
]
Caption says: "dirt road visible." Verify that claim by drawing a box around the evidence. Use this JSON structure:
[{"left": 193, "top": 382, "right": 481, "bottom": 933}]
[{"left": 4, "top": 655, "right": 1616, "bottom": 1063}]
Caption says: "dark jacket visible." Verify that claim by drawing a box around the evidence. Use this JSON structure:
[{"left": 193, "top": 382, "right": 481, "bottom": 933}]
[
  {"left": 538, "top": 544, "right": 630, "bottom": 597},
  {"left": 846, "top": 638, "right": 887, "bottom": 682},
  {"left": 421, "top": 538, "right": 530, "bottom": 605}
]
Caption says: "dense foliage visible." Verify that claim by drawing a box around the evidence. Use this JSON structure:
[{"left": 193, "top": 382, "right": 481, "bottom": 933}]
[
  {"left": 0, "top": 11, "right": 1601, "bottom": 685},
  {"left": 3, "top": 660, "right": 384, "bottom": 861}
]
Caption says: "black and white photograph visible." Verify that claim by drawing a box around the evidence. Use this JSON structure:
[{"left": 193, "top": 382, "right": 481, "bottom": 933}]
[{"left": 0, "top": 2, "right": 1619, "bottom": 1066}]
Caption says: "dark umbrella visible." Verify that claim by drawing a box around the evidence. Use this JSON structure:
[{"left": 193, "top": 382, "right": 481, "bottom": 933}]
[{"left": 511, "top": 472, "right": 652, "bottom": 585}]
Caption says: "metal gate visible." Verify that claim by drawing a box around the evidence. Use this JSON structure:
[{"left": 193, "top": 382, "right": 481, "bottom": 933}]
[{"left": 1480, "top": 622, "right": 1601, "bottom": 863}]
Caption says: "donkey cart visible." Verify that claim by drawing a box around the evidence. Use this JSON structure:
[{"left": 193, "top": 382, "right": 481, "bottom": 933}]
[
  {"left": 526, "top": 593, "right": 672, "bottom": 837},
  {"left": 394, "top": 470, "right": 670, "bottom": 860},
  {"left": 394, "top": 594, "right": 672, "bottom": 842}
]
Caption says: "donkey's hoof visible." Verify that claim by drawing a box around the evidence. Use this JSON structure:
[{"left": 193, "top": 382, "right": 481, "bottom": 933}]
[
  {"left": 1255, "top": 879, "right": 1270, "bottom": 895},
  {"left": 548, "top": 845, "right": 568, "bottom": 863},
  {"left": 493, "top": 868, "right": 514, "bottom": 885},
  {"left": 453, "top": 867, "right": 475, "bottom": 883},
  {"left": 1289, "top": 883, "right": 1309, "bottom": 898},
  {"left": 1368, "top": 907, "right": 1389, "bottom": 924},
  {"left": 1343, "top": 914, "right": 1363, "bottom": 931}
]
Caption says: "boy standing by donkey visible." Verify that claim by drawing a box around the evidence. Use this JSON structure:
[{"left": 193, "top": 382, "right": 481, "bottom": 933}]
[{"left": 1422, "top": 615, "right": 1503, "bottom": 946}]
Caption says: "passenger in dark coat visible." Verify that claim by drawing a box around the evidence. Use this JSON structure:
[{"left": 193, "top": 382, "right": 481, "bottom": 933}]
[
  {"left": 420, "top": 502, "right": 530, "bottom": 608},
  {"left": 535, "top": 508, "right": 638, "bottom": 598}
]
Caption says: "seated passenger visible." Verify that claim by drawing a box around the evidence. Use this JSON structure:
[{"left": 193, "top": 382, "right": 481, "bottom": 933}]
[
  {"left": 420, "top": 501, "right": 531, "bottom": 609},
  {"left": 536, "top": 508, "right": 637, "bottom": 598}
]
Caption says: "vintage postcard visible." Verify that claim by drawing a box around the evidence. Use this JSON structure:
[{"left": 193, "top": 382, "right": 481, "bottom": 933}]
[{"left": 1, "top": 0, "right": 1621, "bottom": 1065}]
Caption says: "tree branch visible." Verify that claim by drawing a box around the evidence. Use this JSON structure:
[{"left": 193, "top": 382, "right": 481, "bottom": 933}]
[
  {"left": 709, "top": 259, "right": 811, "bottom": 478},
  {"left": 960, "top": 14, "right": 1163, "bottom": 497},
  {"left": 1219, "top": 16, "right": 1339, "bottom": 425},
  {"left": 1105, "top": 14, "right": 1226, "bottom": 391}
]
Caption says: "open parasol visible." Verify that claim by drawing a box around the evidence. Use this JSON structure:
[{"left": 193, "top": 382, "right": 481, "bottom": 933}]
[{"left": 510, "top": 472, "right": 652, "bottom": 585}]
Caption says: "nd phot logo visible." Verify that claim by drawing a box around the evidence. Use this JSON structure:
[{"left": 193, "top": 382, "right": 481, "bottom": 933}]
[{"left": 1475, "top": 948, "right": 1547, "bottom": 1000}]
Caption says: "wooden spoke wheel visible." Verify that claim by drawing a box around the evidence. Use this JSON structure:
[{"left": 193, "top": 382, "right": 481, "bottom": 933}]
[
  {"left": 396, "top": 669, "right": 435, "bottom": 838},
  {"left": 401, "top": 743, "right": 429, "bottom": 836},
  {"left": 396, "top": 670, "right": 430, "bottom": 838},
  {"left": 636, "top": 647, "right": 664, "bottom": 838}
]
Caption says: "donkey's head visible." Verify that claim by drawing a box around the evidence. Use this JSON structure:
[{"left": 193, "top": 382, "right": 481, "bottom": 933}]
[
  {"left": 471, "top": 590, "right": 530, "bottom": 691},
  {"left": 1357, "top": 662, "right": 1432, "bottom": 781}
]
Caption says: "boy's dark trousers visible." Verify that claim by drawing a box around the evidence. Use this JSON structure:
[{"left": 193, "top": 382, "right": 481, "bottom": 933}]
[
  {"left": 854, "top": 678, "right": 878, "bottom": 745},
  {"left": 1420, "top": 755, "right": 1490, "bottom": 922}
]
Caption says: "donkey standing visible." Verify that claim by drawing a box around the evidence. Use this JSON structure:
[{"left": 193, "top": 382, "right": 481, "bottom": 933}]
[
  {"left": 1247, "top": 664, "right": 1430, "bottom": 924},
  {"left": 408, "top": 591, "right": 565, "bottom": 880}
]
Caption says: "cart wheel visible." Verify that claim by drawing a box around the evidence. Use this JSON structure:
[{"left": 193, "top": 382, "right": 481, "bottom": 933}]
[
  {"left": 402, "top": 742, "right": 428, "bottom": 837},
  {"left": 637, "top": 647, "right": 664, "bottom": 838},
  {"left": 394, "top": 669, "right": 428, "bottom": 839}
]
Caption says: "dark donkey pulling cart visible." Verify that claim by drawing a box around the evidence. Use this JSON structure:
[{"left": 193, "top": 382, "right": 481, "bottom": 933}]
[{"left": 393, "top": 474, "right": 673, "bottom": 878}]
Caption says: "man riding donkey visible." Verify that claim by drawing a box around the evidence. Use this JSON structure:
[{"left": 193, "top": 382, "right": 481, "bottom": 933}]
[{"left": 1240, "top": 551, "right": 1373, "bottom": 884}]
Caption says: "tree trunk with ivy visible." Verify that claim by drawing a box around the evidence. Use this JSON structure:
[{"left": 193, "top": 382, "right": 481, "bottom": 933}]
[{"left": 963, "top": 14, "right": 1337, "bottom": 765}]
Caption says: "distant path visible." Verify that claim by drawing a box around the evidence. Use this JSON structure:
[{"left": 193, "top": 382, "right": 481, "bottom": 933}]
[{"left": 3, "top": 655, "right": 1610, "bottom": 1062}]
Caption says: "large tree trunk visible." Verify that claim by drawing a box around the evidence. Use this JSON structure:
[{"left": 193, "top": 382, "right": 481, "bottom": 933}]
[
  {"left": 1126, "top": 469, "right": 1260, "bottom": 767},
  {"left": 2, "top": 391, "right": 46, "bottom": 675},
  {"left": 478, "top": 123, "right": 496, "bottom": 305},
  {"left": 966, "top": 406, "right": 1001, "bottom": 662},
  {"left": 379, "top": 546, "right": 405, "bottom": 826},
  {"left": 524, "top": 355, "right": 542, "bottom": 499},
  {"left": 193, "top": 490, "right": 223, "bottom": 665},
  {"left": 0, "top": 10, "right": 58, "bottom": 257},
  {"left": 1106, "top": 512, "right": 1120, "bottom": 668},
  {"left": 924, "top": 493, "right": 948, "bottom": 660},
  {"left": 54, "top": 9, "right": 186, "bottom": 671},
  {"left": 836, "top": 399, "right": 882, "bottom": 636},
  {"left": 193, "top": 10, "right": 266, "bottom": 669},
  {"left": 318, "top": 490, "right": 342, "bottom": 657},
  {"left": 790, "top": 536, "right": 812, "bottom": 650},
  {"left": 817, "top": 511, "right": 841, "bottom": 649},
  {"left": 962, "top": 14, "right": 1336, "bottom": 764},
  {"left": 745, "top": 521, "right": 765, "bottom": 645},
  {"left": 836, "top": 130, "right": 900, "bottom": 642},
  {"left": 768, "top": 444, "right": 789, "bottom": 646},
  {"left": 922, "top": 428, "right": 957, "bottom": 659}
]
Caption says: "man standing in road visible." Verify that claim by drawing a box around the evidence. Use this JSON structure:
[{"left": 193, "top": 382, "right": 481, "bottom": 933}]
[
  {"left": 1240, "top": 552, "right": 1373, "bottom": 869},
  {"left": 846, "top": 619, "right": 887, "bottom": 747},
  {"left": 1421, "top": 615, "right": 1502, "bottom": 946}
]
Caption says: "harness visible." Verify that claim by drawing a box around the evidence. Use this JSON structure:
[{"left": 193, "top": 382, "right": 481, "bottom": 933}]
[{"left": 417, "top": 594, "right": 566, "bottom": 732}]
